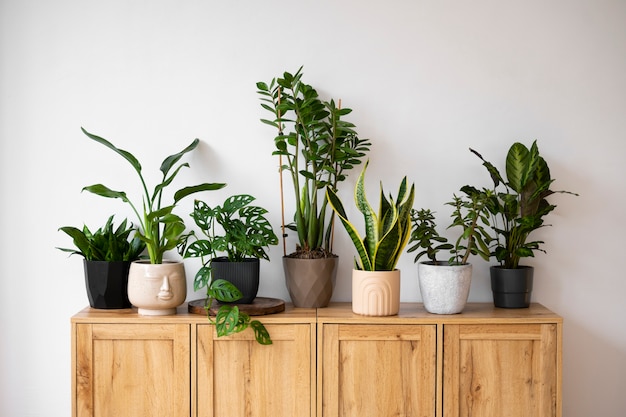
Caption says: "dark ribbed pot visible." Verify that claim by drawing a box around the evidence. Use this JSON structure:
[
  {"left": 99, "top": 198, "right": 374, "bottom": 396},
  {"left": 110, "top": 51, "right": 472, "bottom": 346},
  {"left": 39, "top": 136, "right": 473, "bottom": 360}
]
[
  {"left": 211, "top": 257, "right": 260, "bottom": 304},
  {"left": 490, "top": 265, "right": 534, "bottom": 308},
  {"left": 83, "top": 260, "right": 132, "bottom": 309}
]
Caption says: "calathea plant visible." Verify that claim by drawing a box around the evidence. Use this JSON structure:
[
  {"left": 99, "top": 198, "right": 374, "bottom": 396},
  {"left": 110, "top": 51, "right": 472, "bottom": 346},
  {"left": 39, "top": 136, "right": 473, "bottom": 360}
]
[
  {"left": 326, "top": 160, "right": 415, "bottom": 271},
  {"left": 58, "top": 215, "right": 145, "bottom": 262},
  {"left": 257, "top": 67, "right": 371, "bottom": 258},
  {"left": 180, "top": 194, "right": 278, "bottom": 345},
  {"left": 80, "top": 128, "right": 226, "bottom": 264},
  {"left": 471, "top": 140, "right": 577, "bottom": 268},
  {"left": 408, "top": 186, "right": 493, "bottom": 266}
]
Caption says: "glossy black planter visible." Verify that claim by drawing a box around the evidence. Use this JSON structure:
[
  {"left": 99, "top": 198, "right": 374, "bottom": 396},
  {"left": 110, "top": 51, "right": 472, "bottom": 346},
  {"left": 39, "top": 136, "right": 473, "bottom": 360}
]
[
  {"left": 211, "top": 257, "right": 260, "bottom": 304},
  {"left": 83, "top": 260, "right": 132, "bottom": 309},
  {"left": 490, "top": 265, "right": 534, "bottom": 308}
]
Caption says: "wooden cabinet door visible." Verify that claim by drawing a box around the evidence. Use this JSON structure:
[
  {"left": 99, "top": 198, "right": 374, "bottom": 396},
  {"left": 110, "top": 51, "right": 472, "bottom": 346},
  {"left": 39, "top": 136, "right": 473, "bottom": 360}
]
[
  {"left": 321, "top": 324, "right": 437, "bottom": 417},
  {"left": 74, "top": 323, "right": 191, "bottom": 417},
  {"left": 196, "top": 323, "right": 314, "bottom": 417},
  {"left": 443, "top": 323, "right": 559, "bottom": 417}
]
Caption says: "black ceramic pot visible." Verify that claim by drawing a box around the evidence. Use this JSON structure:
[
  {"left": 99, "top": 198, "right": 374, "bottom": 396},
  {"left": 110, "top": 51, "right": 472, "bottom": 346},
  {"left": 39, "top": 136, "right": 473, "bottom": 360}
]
[
  {"left": 490, "top": 265, "right": 534, "bottom": 308},
  {"left": 211, "top": 257, "right": 260, "bottom": 304},
  {"left": 83, "top": 260, "right": 132, "bottom": 309}
]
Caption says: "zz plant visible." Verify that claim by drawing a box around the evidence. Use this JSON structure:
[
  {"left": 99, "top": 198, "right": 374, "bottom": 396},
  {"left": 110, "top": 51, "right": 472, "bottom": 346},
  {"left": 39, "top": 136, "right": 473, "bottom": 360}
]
[
  {"left": 326, "top": 160, "right": 415, "bottom": 271},
  {"left": 257, "top": 67, "right": 371, "bottom": 258},
  {"left": 80, "top": 128, "right": 226, "bottom": 264}
]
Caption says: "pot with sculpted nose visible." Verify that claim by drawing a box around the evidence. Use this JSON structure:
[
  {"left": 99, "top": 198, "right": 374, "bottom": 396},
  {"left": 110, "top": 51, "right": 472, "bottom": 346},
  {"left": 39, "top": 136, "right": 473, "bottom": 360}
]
[{"left": 127, "top": 260, "right": 187, "bottom": 315}]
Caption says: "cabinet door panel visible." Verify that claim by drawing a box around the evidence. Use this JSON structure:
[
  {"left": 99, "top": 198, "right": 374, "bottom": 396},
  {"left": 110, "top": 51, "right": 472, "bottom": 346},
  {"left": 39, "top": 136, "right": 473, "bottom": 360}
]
[
  {"left": 444, "top": 323, "right": 558, "bottom": 417},
  {"left": 75, "top": 323, "right": 190, "bottom": 417},
  {"left": 196, "top": 324, "right": 314, "bottom": 417},
  {"left": 322, "top": 324, "right": 436, "bottom": 417}
]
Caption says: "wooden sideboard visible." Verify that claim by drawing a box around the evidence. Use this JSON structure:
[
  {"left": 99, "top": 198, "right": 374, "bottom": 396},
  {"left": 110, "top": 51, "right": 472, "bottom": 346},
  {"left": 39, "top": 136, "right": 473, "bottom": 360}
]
[{"left": 71, "top": 303, "right": 562, "bottom": 417}]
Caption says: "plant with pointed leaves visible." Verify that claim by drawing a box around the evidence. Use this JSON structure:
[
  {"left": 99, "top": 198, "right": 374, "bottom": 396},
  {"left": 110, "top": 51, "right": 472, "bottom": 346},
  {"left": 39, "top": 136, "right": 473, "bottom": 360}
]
[
  {"left": 80, "top": 128, "right": 226, "bottom": 264},
  {"left": 326, "top": 160, "right": 414, "bottom": 271},
  {"left": 471, "top": 140, "right": 577, "bottom": 268},
  {"left": 57, "top": 215, "right": 145, "bottom": 262}
]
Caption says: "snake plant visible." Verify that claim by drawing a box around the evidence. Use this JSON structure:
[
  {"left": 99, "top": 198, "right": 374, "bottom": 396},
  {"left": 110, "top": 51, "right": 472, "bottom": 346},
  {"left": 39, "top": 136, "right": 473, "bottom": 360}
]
[{"left": 326, "top": 161, "right": 415, "bottom": 271}]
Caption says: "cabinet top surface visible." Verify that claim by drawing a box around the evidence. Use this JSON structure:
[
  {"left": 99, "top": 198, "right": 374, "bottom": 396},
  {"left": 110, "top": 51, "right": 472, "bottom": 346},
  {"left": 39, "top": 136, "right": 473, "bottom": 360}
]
[
  {"left": 317, "top": 302, "right": 562, "bottom": 324},
  {"left": 71, "top": 302, "right": 561, "bottom": 324}
]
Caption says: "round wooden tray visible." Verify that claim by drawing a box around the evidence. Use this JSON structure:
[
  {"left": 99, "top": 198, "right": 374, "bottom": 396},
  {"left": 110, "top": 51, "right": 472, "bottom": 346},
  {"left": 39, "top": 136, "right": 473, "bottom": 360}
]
[{"left": 188, "top": 297, "right": 285, "bottom": 316}]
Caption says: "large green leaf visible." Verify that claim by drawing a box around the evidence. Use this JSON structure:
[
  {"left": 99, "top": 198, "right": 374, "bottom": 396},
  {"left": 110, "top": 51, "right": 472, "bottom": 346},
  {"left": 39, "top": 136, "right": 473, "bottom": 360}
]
[
  {"left": 81, "top": 127, "right": 142, "bottom": 175},
  {"left": 160, "top": 138, "right": 200, "bottom": 177},
  {"left": 174, "top": 183, "right": 226, "bottom": 204}
]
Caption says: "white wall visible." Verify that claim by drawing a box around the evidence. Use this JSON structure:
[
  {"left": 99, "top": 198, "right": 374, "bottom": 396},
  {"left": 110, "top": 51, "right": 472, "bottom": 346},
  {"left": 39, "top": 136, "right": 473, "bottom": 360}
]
[{"left": 1, "top": 0, "right": 624, "bottom": 415}]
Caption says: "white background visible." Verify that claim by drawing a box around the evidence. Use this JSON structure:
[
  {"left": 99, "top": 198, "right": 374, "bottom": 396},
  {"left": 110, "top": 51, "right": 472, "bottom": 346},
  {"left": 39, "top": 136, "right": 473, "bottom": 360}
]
[{"left": 1, "top": 1, "right": 625, "bottom": 415}]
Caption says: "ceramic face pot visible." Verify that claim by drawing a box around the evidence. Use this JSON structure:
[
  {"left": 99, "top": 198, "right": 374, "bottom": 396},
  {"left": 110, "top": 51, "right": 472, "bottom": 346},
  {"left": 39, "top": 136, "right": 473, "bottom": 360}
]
[{"left": 127, "top": 260, "right": 187, "bottom": 315}]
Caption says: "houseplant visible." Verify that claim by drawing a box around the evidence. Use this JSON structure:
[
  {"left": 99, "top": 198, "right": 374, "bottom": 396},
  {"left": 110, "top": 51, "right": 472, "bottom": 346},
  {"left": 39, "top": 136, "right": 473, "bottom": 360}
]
[
  {"left": 58, "top": 215, "right": 145, "bottom": 309},
  {"left": 180, "top": 194, "right": 277, "bottom": 345},
  {"left": 182, "top": 194, "right": 279, "bottom": 303},
  {"left": 80, "top": 127, "right": 226, "bottom": 315},
  {"left": 257, "top": 67, "right": 371, "bottom": 307},
  {"left": 408, "top": 186, "right": 493, "bottom": 314},
  {"left": 326, "top": 160, "right": 415, "bottom": 316},
  {"left": 471, "top": 140, "right": 577, "bottom": 307}
]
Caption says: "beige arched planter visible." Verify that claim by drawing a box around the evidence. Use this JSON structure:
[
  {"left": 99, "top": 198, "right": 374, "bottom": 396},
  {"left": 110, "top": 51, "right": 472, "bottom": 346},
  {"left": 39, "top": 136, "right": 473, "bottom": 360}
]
[
  {"left": 352, "top": 269, "right": 400, "bottom": 316},
  {"left": 127, "top": 260, "right": 187, "bottom": 316}
]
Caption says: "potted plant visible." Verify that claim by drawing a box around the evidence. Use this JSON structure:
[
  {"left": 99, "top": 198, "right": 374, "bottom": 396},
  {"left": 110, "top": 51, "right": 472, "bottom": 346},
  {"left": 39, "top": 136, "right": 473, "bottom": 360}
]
[
  {"left": 182, "top": 194, "right": 279, "bottom": 303},
  {"left": 80, "top": 127, "right": 226, "bottom": 315},
  {"left": 179, "top": 194, "right": 276, "bottom": 345},
  {"left": 471, "top": 140, "right": 577, "bottom": 308},
  {"left": 408, "top": 186, "right": 493, "bottom": 314},
  {"left": 326, "top": 160, "right": 415, "bottom": 316},
  {"left": 257, "top": 67, "right": 371, "bottom": 307},
  {"left": 58, "top": 215, "right": 145, "bottom": 309}
]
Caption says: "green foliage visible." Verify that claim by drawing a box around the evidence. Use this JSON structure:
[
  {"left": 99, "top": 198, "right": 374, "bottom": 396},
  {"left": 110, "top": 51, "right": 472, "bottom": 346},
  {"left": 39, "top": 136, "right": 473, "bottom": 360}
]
[
  {"left": 181, "top": 194, "right": 279, "bottom": 290},
  {"left": 407, "top": 209, "right": 453, "bottom": 263},
  {"left": 326, "top": 160, "right": 415, "bottom": 271},
  {"left": 80, "top": 128, "right": 226, "bottom": 264},
  {"left": 471, "top": 140, "right": 577, "bottom": 268},
  {"left": 57, "top": 215, "right": 145, "bottom": 262},
  {"left": 257, "top": 67, "right": 371, "bottom": 255},
  {"left": 409, "top": 186, "right": 493, "bottom": 266},
  {"left": 181, "top": 194, "right": 276, "bottom": 345}
]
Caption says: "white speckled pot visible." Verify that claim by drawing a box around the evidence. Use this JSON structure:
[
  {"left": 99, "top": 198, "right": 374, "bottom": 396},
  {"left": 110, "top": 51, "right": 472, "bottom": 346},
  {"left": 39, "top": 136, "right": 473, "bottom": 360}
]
[{"left": 418, "top": 262, "right": 472, "bottom": 314}]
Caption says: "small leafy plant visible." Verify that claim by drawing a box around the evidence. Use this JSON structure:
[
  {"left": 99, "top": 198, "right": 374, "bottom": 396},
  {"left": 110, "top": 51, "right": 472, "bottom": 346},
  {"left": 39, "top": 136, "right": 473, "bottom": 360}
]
[
  {"left": 180, "top": 194, "right": 277, "bottom": 345},
  {"left": 409, "top": 186, "right": 493, "bottom": 265},
  {"left": 326, "top": 160, "right": 415, "bottom": 271},
  {"left": 57, "top": 215, "right": 145, "bottom": 261},
  {"left": 81, "top": 128, "right": 226, "bottom": 264}
]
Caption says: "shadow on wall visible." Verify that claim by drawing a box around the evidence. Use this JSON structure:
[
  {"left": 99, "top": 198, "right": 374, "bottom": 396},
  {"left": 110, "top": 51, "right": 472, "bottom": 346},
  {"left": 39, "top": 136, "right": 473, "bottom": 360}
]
[{"left": 562, "top": 318, "right": 626, "bottom": 416}]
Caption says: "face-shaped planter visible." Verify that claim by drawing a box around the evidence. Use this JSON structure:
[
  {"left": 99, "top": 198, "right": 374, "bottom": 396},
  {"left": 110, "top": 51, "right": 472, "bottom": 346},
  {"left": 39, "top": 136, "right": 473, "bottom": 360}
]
[{"left": 127, "top": 261, "right": 187, "bottom": 315}]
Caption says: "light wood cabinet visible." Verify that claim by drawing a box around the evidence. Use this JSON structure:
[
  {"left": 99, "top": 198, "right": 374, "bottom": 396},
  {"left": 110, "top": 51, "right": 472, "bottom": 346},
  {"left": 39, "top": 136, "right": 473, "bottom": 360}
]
[
  {"left": 317, "top": 303, "right": 562, "bottom": 417},
  {"left": 72, "top": 303, "right": 561, "bottom": 417},
  {"left": 73, "top": 320, "right": 191, "bottom": 417},
  {"left": 71, "top": 306, "right": 316, "bottom": 417}
]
